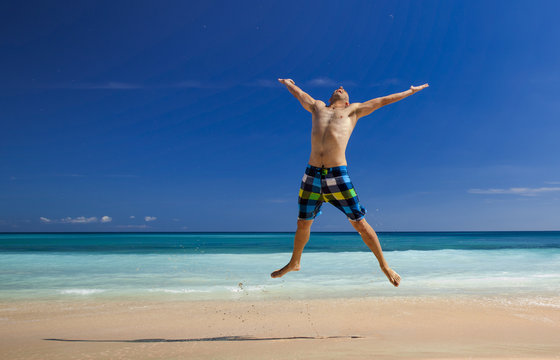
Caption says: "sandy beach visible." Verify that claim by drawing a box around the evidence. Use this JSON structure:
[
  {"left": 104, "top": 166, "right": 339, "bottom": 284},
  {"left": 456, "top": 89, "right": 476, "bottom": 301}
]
[{"left": 1, "top": 295, "right": 559, "bottom": 359}]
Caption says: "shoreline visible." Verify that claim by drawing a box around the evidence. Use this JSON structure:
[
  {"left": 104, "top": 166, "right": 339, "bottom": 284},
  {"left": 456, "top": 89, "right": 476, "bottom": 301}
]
[{"left": 2, "top": 294, "right": 559, "bottom": 359}]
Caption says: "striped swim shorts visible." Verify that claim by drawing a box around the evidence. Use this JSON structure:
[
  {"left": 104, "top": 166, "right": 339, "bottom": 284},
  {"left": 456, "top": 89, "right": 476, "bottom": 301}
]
[{"left": 298, "top": 164, "right": 367, "bottom": 221}]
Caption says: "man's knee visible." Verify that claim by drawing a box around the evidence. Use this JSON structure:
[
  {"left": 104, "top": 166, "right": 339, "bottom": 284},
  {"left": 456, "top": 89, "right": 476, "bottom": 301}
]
[
  {"left": 349, "top": 218, "right": 368, "bottom": 233},
  {"left": 297, "top": 219, "right": 313, "bottom": 230}
]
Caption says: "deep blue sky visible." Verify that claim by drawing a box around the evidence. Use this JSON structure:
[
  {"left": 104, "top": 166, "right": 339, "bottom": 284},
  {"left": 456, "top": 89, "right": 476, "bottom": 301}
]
[{"left": 1, "top": 0, "right": 560, "bottom": 232}]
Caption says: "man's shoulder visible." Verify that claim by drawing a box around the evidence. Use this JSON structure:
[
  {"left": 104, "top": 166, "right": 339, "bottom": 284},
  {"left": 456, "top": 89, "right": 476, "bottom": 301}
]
[{"left": 310, "top": 100, "right": 326, "bottom": 114}]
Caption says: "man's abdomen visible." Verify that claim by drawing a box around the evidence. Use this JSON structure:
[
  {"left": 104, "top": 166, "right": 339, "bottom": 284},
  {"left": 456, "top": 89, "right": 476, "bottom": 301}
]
[{"left": 309, "top": 137, "right": 348, "bottom": 167}]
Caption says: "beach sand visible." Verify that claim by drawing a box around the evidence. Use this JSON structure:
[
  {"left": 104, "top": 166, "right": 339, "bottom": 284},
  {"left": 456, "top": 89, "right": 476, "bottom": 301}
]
[{"left": 1, "top": 295, "right": 559, "bottom": 359}]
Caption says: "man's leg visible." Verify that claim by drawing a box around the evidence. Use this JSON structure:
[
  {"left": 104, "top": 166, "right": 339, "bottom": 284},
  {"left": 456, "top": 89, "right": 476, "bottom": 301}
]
[
  {"left": 271, "top": 219, "right": 313, "bottom": 278},
  {"left": 350, "top": 218, "right": 401, "bottom": 287}
]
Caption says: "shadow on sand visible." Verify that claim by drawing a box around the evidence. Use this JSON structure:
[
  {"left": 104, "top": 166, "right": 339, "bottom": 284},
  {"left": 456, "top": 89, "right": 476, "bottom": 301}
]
[{"left": 44, "top": 335, "right": 363, "bottom": 343}]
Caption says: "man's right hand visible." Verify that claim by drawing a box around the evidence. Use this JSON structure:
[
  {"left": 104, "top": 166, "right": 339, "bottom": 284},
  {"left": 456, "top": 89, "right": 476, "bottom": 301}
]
[
  {"left": 278, "top": 78, "right": 295, "bottom": 86},
  {"left": 410, "top": 83, "right": 429, "bottom": 93}
]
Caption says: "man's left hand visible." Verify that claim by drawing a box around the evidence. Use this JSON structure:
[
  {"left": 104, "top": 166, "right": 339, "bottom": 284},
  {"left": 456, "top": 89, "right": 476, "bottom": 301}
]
[{"left": 410, "top": 83, "right": 429, "bottom": 93}]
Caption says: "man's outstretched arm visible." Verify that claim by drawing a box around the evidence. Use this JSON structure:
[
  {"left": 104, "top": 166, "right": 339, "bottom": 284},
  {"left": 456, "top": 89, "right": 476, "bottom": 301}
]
[
  {"left": 356, "top": 83, "right": 429, "bottom": 119},
  {"left": 278, "top": 78, "right": 316, "bottom": 112}
]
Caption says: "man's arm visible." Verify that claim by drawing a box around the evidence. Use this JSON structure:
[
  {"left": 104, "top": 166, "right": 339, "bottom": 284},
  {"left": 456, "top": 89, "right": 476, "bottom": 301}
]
[
  {"left": 355, "top": 83, "right": 429, "bottom": 119},
  {"left": 278, "top": 78, "right": 316, "bottom": 112}
]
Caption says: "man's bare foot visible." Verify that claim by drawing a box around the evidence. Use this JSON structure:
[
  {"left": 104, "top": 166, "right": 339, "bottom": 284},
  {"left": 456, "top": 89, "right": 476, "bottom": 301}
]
[
  {"left": 381, "top": 266, "right": 401, "bottom": 287},
  {"left": 271, "top": 262, "right": 300, "bottom": 278}
]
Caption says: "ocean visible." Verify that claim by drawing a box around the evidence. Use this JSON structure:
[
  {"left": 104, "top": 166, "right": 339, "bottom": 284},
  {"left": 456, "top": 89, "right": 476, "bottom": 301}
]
[{"left": 1, "top": 232, "right": 559, "bottom": 302}]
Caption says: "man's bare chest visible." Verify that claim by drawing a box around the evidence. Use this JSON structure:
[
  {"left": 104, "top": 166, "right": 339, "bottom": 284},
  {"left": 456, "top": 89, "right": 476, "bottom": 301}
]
[{"left": 313, "top": 110, "right": 355, "bottom": 131}]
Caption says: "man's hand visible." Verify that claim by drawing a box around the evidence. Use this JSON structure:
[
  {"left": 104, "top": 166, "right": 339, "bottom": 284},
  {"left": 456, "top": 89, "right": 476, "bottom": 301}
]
[
  {"left": 278, "top": 78, "right": 316, "bottom": 112},
  {"left": 410, "top": 83, "right": 429, "bottom": 93},
  {"left": 278, "top": 78, "right": 295, "bottom": 86}
]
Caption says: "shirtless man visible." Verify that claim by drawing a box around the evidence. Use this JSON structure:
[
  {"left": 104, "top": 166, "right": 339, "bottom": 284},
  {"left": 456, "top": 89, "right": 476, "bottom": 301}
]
[{"left": 271, "top": 79, "right": 429, "bottom": 287}]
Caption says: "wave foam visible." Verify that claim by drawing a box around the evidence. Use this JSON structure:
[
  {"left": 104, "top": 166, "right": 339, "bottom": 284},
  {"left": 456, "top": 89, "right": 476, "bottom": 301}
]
[
  {"left": 59, "top": 289, "right": 105, "bottom": 295},
  {"left": 148, "top": 288, "right": 211, "bottom": 294}
]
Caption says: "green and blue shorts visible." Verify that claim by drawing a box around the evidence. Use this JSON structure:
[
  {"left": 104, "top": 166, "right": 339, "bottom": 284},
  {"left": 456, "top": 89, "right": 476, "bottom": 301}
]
[{"left": 298, "top": 164, "right": 367, "bottom": 221}]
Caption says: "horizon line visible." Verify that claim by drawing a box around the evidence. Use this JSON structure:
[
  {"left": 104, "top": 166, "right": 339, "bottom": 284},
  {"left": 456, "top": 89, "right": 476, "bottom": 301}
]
[{"left": 2, "top": 230, "right": 560, "bottom": 234}]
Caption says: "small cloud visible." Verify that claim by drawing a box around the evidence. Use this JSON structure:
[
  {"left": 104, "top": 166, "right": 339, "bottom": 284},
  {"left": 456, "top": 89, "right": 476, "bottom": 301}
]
[
  {"left": 60, "top": 216, "right": 98, "bottom": 224},
  {"left": 100, "top": 216, "right": 112, "bottom": 223},
  {"left": 39, "top": 217, "right": 51, "bottom": 223},
  {"left": 144, "top": 216, "right": 157, "bottom": 222},
  {"left": 172, "top": 218, "right": 181, "bottom": 222},
  {"left": 129, "top": 215, "right": 136, "bottom": 219},
  {"left": 544, "top": 181, "right": 560, "bottom": 185},
  {"left": 468, "top": 187, "right": 560, "bottom": 196},
  {"left": 10, "top": 176, "right": 17, "bottom": 180},
  {"left": 306, "top": 77, "right": 338, "bottom": 87},
  {"left": 116, "top": 224, "right": 148, "bottom": 229}
]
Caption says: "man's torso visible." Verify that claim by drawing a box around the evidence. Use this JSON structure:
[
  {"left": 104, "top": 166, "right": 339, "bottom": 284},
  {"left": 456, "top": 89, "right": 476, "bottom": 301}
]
[{"left": 308, "top": 101, "right": 360, "bottom": 168}]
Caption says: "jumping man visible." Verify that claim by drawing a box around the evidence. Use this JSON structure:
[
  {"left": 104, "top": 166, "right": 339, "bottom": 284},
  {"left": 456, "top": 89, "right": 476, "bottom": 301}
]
[{"left": 271, "top": 79, "right": 429, "bottom": 286}]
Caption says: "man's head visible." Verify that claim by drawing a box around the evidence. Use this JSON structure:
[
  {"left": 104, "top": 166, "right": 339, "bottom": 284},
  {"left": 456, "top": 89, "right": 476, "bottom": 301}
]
[{"left": 329, "top": 86, "right": 349, "bottom": 106}]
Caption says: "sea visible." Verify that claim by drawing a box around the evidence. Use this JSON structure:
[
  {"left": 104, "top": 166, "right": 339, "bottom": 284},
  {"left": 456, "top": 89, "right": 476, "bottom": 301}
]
[{"left": 1, "top": 232, "right": 559, "bottom": 302}]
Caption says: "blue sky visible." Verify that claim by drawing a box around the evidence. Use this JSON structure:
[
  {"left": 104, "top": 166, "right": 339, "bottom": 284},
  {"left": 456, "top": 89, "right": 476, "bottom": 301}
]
[{"left": 1, "top": 0, "right": 560, "bottom": 232}]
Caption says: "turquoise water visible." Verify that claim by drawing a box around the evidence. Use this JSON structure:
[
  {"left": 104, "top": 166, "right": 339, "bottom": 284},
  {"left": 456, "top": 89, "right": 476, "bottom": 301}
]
[{"left": 1, "top": 232, "right": 559, "bottom": 301}]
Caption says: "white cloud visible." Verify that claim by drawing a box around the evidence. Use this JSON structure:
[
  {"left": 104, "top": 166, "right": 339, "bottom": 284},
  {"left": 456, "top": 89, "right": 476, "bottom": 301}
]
[
  {"left": 129, "top": 215, "right": 136, "bottom": 219},
  {"left": 116, "top": 224, "right": 148, "bottom": 229},
  {"left": 306, "top": 77, "right": 338, "bottom": 87},
  {"left": 468, "top": 187, "right": 560, "bottom": 196},
  {"left": 544, "top": 181, "right": 560, "bottom": 185},
  {"left": 60, "top": 216, "right": 98, "bottom": 224},
  {"left": 39, "top": 215, "right": 118, "bottom": 224},
  {"left": 144, "top": 216, "right": 157, "bottom": 222}
]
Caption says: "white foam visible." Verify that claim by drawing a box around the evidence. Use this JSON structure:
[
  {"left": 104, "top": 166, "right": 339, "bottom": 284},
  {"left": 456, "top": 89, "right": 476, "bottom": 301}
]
[
  {"left": 148, "top": 288, "right": 211, "bottom": 294},
  {"left": 228, "top": 284, "right": 267, "bottom": 293},
  {"left": 58, "top": 289, "right": 105, "bottom": 295}
]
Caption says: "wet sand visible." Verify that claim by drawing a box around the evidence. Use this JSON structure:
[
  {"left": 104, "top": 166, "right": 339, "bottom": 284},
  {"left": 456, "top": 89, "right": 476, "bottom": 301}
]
[{"left": 1, "top": 295, "right": 559, "bottom": 359}]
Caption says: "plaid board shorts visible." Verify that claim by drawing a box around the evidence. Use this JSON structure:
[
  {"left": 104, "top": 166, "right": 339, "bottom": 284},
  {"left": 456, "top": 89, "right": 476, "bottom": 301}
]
[{"left": 298, "top": 164, "right": 367, "bottom": 221}]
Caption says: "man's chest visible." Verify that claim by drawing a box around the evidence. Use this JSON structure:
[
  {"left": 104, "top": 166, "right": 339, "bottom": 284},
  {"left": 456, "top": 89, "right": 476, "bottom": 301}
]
[{"left": 313, "top": 110, "right": 356, "bottom": 131}]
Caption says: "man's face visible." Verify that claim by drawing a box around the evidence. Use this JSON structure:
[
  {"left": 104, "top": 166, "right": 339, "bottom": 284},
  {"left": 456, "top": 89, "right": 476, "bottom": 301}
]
[{"left": 330, "top": 86, "right": 349, "bottom": 104}]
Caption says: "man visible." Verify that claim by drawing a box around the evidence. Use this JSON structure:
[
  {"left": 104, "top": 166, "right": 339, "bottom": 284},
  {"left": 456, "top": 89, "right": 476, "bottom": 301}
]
[{"left": 271, "top": 79, "right": 429, "bottom": 287}]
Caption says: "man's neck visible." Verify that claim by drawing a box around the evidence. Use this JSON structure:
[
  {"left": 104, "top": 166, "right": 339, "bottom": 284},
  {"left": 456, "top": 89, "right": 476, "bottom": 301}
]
[{"left": 329, "top": 100, "right": 348, "bottom": 109}]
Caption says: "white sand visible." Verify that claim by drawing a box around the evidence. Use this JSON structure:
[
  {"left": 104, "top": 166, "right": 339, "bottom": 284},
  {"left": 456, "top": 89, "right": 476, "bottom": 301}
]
[{"left": 1, "top": 295, "right": 559, "bottom": 359}]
